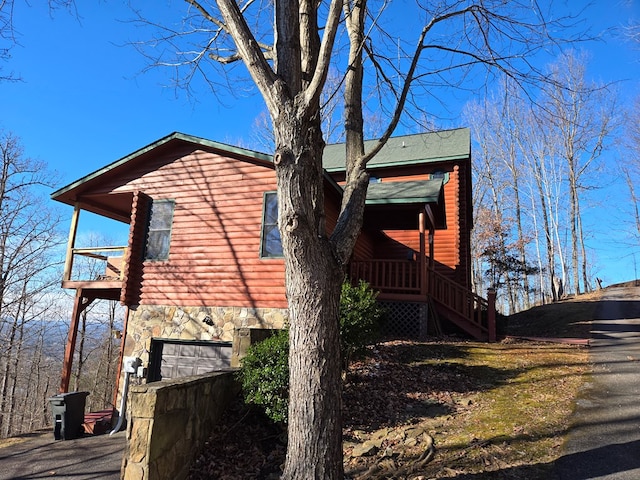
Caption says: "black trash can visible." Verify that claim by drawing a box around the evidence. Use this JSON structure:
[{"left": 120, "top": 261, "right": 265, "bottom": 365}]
[{"left": 48, "top": 391, "right": 89, "bottom": 440}]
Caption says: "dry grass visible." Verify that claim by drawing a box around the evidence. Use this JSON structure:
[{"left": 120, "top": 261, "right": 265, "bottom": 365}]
[
  {"left": 419, "top": 342, "right": 587, "bottom": 478},
  {"left": 344, "top": 293, "right": 600, "bottom": 479},
  {"left": 343, "top": 339, "right": 589, "bottom": 479}
]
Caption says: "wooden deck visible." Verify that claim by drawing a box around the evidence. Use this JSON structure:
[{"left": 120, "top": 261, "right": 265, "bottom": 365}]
[
  {"left": 61, "top": 245, "right": 127, "bottom": 300},
  {"left": 350, "top": 259, "right": 496, "bottom": 341}
]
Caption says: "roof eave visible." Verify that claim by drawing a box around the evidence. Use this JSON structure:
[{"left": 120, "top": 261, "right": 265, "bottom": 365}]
[
  {"left": 51, "top": 132, "right": 274, "bottom": 202},
  {"left": 324, "top": 154, "right": 470, "bottom": 173},
  {"left": 365, "top": 197, "right": 440, "bottom": 205}
]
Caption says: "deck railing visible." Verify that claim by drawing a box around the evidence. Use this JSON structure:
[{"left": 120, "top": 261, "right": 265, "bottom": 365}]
[
  {"left": 63, "top": 246, "right": 128, "bottom": 282},
  {"left": 349, "top": 259, "right": 421, "bottom": 294},
  {"left": 349, "top": 258, "right": 495, "bottom": 340}
]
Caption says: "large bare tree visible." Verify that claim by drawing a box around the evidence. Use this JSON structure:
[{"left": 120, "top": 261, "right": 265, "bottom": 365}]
[
  {"left": 0, "top": 131, "right": 64, "bottom": 437},
  {"left": 542, "top": 51, "right": 618, "bottom": 294},
  {"left": 134, "top": 1, "right": 582, "bottom": 477}
]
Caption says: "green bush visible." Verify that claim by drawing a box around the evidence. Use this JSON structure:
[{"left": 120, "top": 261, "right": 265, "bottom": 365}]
[
  {"left": 237, "top": 329, "right": 289, "bottom": 424},
  {"left": 238, "top": 279, "right": 385, "bottom": 423},
  {"left": 339, "top": 279, "right": 385, "bottom": 365}
]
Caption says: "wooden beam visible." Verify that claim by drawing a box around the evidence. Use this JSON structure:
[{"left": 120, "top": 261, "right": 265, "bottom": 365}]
[
  {"left": 62, "top": 205, "right": 80, "bottom": 282},
  {"left": 424, "top": 204, "right": 436, "bottom": 231},
  {"left": 424, "top": 204, "right": 436, "bottom": 269},
  {"left": 61, "top": 280, "right": 122, "bottom": 292},
  {"left": 60, "top": 289, "right": 96, "bottom": 393},
  {"left": 419, "top": 211, "right": 427, "bottom": 296}
]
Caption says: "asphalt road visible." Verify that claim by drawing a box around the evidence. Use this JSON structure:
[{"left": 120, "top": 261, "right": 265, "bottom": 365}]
[
  {"left": 0, "top": 430, "right": 125, "bottom": 479},
  {"left": 554, "top": 285, "right": 640, "bottom": 480}
]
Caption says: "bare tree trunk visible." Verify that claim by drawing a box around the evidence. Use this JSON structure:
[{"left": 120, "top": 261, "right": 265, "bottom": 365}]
[
  {"left": 569, "top": 160, "right": 581, "bottom": 295},
  {"left": 274, "top": 115, "right": 345, "bottom": 479},
  {"left": 5, "top": 321, "right": 24, "bottom": 437},
  {"left": 502, "top": 92, "right": 530, "bottom": 310},
  {"left": 26, "top": 332, "right": 44, "bottom": 433},
  {"left": 0, "top": 317, "right": 17, "bottom": 436},
  {"left": 577, "top": 203, "right": 590, "bottom": 292},
  {"left": 624, "top": 169, "right": 640, "bottom": 239},
  {"left": 531, "top": 158, "right": 557, "bottom": 301}
]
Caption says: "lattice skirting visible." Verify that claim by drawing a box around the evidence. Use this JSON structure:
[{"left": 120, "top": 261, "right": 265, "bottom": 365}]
[{"left": 379, "top": 301, "right": 429, "bottom": 340}]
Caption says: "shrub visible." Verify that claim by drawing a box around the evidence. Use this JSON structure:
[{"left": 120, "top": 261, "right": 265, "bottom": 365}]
[
  {"left": 237, "top": 329, "right": 289, "bottom": 424},
  {"left": 238, "top": 279, "right": 385, "bottom": 423},
  {"left": 339, "top": 279, "right": 385, "bottom": 365}
]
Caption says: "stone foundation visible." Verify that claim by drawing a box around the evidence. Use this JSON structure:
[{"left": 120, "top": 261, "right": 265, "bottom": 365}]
[{"left": 123, "top": 304, "right": 288, "bottom": 367}]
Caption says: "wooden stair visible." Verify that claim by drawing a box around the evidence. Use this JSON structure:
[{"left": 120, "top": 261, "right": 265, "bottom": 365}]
[{"left": 427, "top": 269, "right": 494, "bottom": 341}]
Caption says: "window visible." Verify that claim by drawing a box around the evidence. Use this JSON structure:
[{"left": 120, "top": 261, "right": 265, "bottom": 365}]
[
  {"left": 145, "top": 199, "right": 175, "bottom": 261},
  {"left": 260, "top": 192, "right": 283, "bottom": 258}
]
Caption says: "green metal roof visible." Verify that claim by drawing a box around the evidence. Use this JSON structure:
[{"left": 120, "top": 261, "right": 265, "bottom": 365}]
[
  {"left": 366, "top": 179, "right": 443, "bottom": 205},
  {"left": 322, "top": 128, "right": 470, "bottom": 172},
  {"left": 51, "top": 132, "right": 273, "bottom": 201}
]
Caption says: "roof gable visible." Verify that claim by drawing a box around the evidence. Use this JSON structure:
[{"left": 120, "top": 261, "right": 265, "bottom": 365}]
[{"left": 51, "top": 132, "right": 274, "bottom": 203}]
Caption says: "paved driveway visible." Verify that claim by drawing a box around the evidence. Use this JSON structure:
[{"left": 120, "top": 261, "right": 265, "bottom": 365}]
[
  {"left": 554, "top": 285, "right": 640, "bottom": 479},
  {"left": 0, "top": 430, "right": 125, "bottom": 479}
]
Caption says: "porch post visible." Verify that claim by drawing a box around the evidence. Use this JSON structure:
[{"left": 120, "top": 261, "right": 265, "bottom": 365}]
[
  {"left": 419, "top": 211, "right": 427, "bottom": 296},
  {"left": 60, "top": 289, "right": 95, "bottom": 393},
  {"left": 429, "top": 228, "right": 435, "bottom": 269},
  {"left": 487, "top": 288, "right": 497, "bottom": 343},
  {"left": 63, "top": 205, "right": 80, "bottom": 282},
  {"left": 424, "top": 204, "right": 435, "bottom": 269}
]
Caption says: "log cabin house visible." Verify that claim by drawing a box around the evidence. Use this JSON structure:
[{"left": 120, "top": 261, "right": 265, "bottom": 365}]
[{"left": 51, "top": 127, "right": 495, "bottom": 419}]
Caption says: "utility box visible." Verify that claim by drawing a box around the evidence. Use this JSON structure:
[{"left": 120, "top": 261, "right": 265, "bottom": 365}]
[{"left": 48, "top": 391, "right": 89, "bottom": 440}]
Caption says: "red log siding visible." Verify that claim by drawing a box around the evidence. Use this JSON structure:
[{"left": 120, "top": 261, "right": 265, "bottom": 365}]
[
  {"left": 96, "top": 147, "right": 288, "bottom": 309},
  {"left": 323, "top": 186, "right": 379, "bottom": 264},
  {"left": 364, "top": 163, "right": 471, "bottom": 288}
]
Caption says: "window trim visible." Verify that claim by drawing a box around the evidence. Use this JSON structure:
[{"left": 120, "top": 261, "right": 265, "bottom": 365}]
[
  {"left": 144, "top": 199, "right": 175, "bottom": 262},
  {"left": 260, "top": 191, "right": 283, "bottom": 259}
]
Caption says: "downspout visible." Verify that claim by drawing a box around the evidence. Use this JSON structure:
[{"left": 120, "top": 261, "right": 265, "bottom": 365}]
[
  {"left": 110, "top": 371, "right": 131, "bottom": 435},
  {"left": 112, "top": 306, "right": 130, "bottom": 409},
  {"left": 111, "top": 354, "right": 140, "bottom": 436},
  {"left": 110, "top": 306, "right": 130, "bottom": 434}
]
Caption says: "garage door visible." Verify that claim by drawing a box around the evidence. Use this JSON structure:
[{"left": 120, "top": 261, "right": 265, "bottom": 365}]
[{"left": 147, "top": 339, "right": 232, "bottom": 382}]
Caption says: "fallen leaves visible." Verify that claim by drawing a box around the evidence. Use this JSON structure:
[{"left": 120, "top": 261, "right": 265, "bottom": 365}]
[{"left": 187, "top": 338, "right": 588, "bottom": 480}]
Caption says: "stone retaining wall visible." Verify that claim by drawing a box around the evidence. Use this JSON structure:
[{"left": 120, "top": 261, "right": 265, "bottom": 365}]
[{"left": 120, "top": 370, "right": 239, "bottom": 480}]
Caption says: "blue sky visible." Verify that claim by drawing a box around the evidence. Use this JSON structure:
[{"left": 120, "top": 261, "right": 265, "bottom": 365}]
[{"left": 1, "top": 1, "right": 640, "bottom": 286}]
